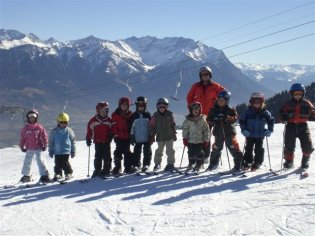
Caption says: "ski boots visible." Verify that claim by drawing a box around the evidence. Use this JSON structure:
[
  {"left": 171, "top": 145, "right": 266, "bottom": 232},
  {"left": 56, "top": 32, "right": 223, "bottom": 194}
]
[
  {"left": 39, "top": 175, "right": 50, "bottom": 183},
  {"left": 20, "top": 175, "right": 32, "bottom": 183},
  {"left": 283, "top": 160, "right": 294, "bottom": 169},
  {"left": 153, "top": 164, "right": 161, "bottom": 172}
]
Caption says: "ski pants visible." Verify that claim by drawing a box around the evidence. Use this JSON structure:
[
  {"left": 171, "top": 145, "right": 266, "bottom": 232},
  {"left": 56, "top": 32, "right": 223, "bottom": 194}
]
[
  {"left": 154, "top": 140, "right": 175, "bottom": 166},
  {"left": 210, "top": 134, "right": 243, "bottom": 169},
  {"left": 187, "top": 143, "right": 204, "bottom": 166},
  {"left": 54, "top": 154, "right": 73, "bottom": 176},
  {"left": 284, "top": 123, "right": 314, "bottom": 160},
  {"left": 94, "top": 142, "right": 112, "bottom": 174},
  {"left": 243, "top": 137, "right": 264, "bottom": 165},
  {"left": 113, "top": 139, "right": 132, "bottom": 169},
  {"left": 21, "top": 150, "right": 49, "bottom": 176},
  {"left": 133, "top": 142, "right": 152, "bottom": 167}
]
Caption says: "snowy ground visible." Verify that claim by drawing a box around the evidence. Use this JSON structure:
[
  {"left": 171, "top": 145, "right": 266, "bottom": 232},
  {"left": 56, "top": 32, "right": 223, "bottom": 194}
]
[{"left": 0, "top": 123, "right": 315, "bottom": 236}]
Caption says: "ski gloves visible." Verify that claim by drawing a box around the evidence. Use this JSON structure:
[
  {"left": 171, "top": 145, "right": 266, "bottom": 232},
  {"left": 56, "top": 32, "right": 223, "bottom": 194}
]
[
  {"left": 183, "top": 138, "right": 189, "bottom": 146},
  {"left": 241, "top": 129, "right": 272, "bottom": 137},
  {"left": 241, "top": 130, "right": 250, "bottom": 137},
  {"left": 264, "top": 129, "right": 272, "bottom": 137},
  {"left": 183, "top": 138, "right": 208, "bottom": 148},
  {"left": 86, "top": 139, "right": 92, "bottom": 146}
]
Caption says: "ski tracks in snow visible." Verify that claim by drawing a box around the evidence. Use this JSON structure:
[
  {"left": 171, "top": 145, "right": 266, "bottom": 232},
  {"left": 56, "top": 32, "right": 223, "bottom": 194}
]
[{"left": 94, "top": 206, "right": 136, "bottom": 235}]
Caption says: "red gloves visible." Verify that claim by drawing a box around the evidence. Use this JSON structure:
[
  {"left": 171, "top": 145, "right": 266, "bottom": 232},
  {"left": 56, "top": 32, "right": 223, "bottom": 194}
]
[{"left": 183, "top": 138, "right": 189, "bottom": 146}]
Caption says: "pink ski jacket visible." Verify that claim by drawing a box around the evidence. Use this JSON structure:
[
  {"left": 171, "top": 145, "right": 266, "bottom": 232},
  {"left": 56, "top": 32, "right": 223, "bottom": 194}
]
[{"left": 19, "top": 123, "right": 48, "bottom": 150}]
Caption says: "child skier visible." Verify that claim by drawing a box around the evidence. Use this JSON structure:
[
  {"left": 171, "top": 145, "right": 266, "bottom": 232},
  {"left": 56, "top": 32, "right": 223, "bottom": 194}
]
[
  {"left": 279, "top": 83, "right": 315, "bottom": 170},
  {"left": 239, "top": 92, "right": 275, "bottom": 171},
  {"left": 86, "top": 101, "right": 113, "bottom": 178},
  {"left": 19, "top": 109, "right": 50, "bottom": 183},
  {"left": 149, "top": 97, "right": 177, "bottom": 171},
  {"left": 111, "top": 97, "right": 133, "bottom": 174},
  {"left": 48, "top": 112, "right": 76, "bottom": 181},
  {"left": 182, "top": 101, "right": 210, "bottom": 172},
  {"left": 129, "top": 96, "right": 152, "bottom": 173},
  {"left": 207, "top": 91, "right": 243, "bottom": 171}
]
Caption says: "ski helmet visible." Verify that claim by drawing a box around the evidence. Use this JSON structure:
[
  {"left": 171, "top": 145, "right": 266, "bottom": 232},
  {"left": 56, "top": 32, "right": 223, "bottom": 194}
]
[
  {"left": 135, "top": 96, "right": 148, "bottom": 108},
  {"left": 189, "top": 101, "right": 202, "bottom": 114},
  {"left": 26, "top": 109, "right": 39, "bottom": 123},
  {"left": 57, "top": 113, "right": 70, "bottom": 123},
  {"left": 119, "top": 97, "right": 131, "bottom": 106},
  {"left": 156, "top": 97, "right": 169, "bottom": 106},
  {"left": 218, "top": 90, "right": 231, "bottom": 104},
  {"left": 199, "top": 66, "right": 212, "bottom": 79},
  {"left": 96, "top": 101, "right": 109, "bottom": 114},
  {"left": 250, "top": 92, "right": 265, "bottom": 104},
  {"left": 289, "top": 83, "right": 305, "bottom": 98}
]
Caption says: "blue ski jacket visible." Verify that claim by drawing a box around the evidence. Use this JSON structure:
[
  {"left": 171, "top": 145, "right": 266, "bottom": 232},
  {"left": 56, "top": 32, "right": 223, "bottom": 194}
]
[
  {"left": 239, "top": 106, "right": 274, "bottom": 138},
  {"left": 48, "top": 126, "right": 76, "bottom": 155}
]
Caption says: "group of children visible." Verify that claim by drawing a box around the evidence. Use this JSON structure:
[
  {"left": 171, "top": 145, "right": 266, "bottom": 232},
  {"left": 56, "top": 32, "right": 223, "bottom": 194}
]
[
  {"left": 85, "top": 96, "right": 177, "bottom": 178},
  {"left": 18, "top": 83, "right": 314, "bottom": 182}
]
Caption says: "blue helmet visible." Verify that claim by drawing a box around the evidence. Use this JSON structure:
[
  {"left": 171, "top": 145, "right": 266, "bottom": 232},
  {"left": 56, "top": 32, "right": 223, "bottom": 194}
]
[
  {"left": 289, "top": 83, "right": 305, "bottom": 92},
  {"left": 218, "top": 90, "right": 231, "bottom": 104},
  {"left": 289, "top": 83, "right": 305, "bottom": 98}
]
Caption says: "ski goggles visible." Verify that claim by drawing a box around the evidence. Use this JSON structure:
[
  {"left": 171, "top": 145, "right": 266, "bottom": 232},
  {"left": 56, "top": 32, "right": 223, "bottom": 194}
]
[
  {"left": 292, "top": 91, "right": 303, "bottom": 96},
  {"left": 200, "top": 72, "right": 211, "bottom": 77},
  {"left": 136, "top": 101, "right": 146, "bottom": 107},
  {"left": 59, "top": 121, "right": 68, "bottom": 125},
  {"left": 190, "top": 103, "right": 201, "bottom": 110},
  {"left": 158, "top": 104, "right": 167, "bottom": 109},
  {"left": 27, "top": 113, "right": 37, "bottom": 118},
  {"left": 251, "top": 98, "right": 263, "bottom": 104}
]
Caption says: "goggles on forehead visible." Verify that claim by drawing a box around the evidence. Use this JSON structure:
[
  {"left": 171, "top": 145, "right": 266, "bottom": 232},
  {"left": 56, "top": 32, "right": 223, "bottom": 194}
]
[{"left": 191, "top": 103, "right": 201, "bottom": 110}]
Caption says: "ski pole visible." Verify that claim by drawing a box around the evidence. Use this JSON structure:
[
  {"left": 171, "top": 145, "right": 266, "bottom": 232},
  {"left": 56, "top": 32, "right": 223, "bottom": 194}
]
[
  {"left": 220, "top": 119, "right": 231, "bottom": 170},
  {"left": 87, "top": 146, "right": 91, "bottom": 177},
  {"left": 180, "top": 146, "right": 186, "bottom": 168},
  {"left": 265, "top": 136, "right": 272, "bottom": 171}
]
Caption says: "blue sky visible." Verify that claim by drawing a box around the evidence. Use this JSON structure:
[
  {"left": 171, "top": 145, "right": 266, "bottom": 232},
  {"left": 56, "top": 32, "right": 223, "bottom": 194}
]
[{"left": 0, "top": 0, "right": 314, "bottom": 65}]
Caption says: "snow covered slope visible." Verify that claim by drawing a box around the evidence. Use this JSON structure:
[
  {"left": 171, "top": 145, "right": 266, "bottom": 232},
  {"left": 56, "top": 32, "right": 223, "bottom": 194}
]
[{"left": 0, "top": 123, "right": 314, "bottom": 235}]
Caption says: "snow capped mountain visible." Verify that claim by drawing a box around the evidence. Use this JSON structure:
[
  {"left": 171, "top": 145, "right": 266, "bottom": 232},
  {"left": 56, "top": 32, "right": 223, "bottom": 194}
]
[
  {"left": 235, "top": 62, "right": 315, "bottom": 92},
  {"left": 0, "top": 29, "right": 275, "bottom": 148}
]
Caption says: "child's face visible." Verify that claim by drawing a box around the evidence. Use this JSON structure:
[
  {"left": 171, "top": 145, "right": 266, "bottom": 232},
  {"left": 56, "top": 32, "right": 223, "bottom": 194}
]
[
  {"left": 99, "top": 108, "right": 108, "bottom": 117},
  {"left": 137, "top": 106, "right": 145, "bottom": 112},
  {"left": 28, "top": 116, "right": 36, "bottom": 123},
  {"left": 120, "top": 103, "right": 129, "bottom": 111},
  {"left": 217, "top": 97, "right": 226, "bottom": 107},
  {"left": 252, "top": 99, "right": 262, "bottom": 109},
  {"left": 157, "top": 104, "right": 167, "bottom": 112},
  {"left": 192, "top": 108, "right": 200, "bottom": 116},
  {"left": 292, "top": 91, "right": 303, "bottom": 100},
  {"left": 59, "top": 122, "right": 68, "bottom": 127}
]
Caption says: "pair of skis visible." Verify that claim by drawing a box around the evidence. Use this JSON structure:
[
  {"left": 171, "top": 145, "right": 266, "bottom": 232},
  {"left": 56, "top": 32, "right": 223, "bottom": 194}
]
[
  {"left": 136, "top": 167, "right": 183, "bottom": 176},
  {"left": 269, "top": 167, "right": 309, "bottom": 178}
]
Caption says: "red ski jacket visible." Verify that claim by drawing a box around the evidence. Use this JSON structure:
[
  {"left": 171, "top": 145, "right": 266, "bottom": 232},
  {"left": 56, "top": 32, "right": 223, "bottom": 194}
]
[
  {"left": 111, "top": 109, "right": 132, "bottom": 140},
  {"left": 187, "top": 81, "right": 225, "bottom": 115},
  {"left": 86, "top": 115, "right": 112, "bottom": 143},
  {"left": 280, "top": 99, "right": 315, "bottom": 123}
]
